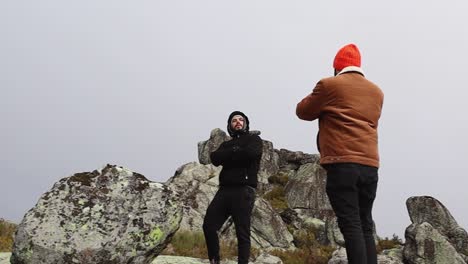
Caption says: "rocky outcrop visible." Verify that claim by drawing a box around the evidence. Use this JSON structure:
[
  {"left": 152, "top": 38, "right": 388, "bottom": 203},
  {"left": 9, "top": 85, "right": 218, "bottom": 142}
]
[
  {"left": 257, "top": 140, "right": 280, "bottom": 185},
  {"left": 165, "top": 162, "right": 221, "bottom": 231},
  {"left": 195, "top": 129, "right": 340, "bottom": 248},
  {"left": 9, "top": 128, "right": 468, "bottom": 264},
  {"left": 403, "top": 196, "right": 468, "bottom": 263},
  {"left": 250, "top": 199, "right": 294, "bottom": 248},
  {"left": 11, "top": 165, "right": 182, "bottom": 264},
  {"left": 275, "top": 149, "right": 319, "bottom": 171},
  {"left": 404, "top": 223, "right": 466, "bottom": 264},
  {"left": 284, "top": 162, "right": 330, "bottom": 212},
  {"left": 275, "top": 151, "right": 342, "bottom": 247}
]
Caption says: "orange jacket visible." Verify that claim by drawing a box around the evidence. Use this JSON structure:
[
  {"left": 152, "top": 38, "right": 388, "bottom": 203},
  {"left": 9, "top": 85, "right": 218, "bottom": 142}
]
[{"left": 296, "top": 67, "right": 384, "bottom": 167}]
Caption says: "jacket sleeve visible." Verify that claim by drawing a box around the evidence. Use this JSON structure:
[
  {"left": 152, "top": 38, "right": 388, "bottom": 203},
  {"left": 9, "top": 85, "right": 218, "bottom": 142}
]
[
  {"left": 210, "top": 142, "right": 233, "bottom": 166},
  {"left": 296, "top": 81, "right": 329, "bottom": 121},
  {"left": 234, "top": 135, "right": 263, "bottom": 161}
]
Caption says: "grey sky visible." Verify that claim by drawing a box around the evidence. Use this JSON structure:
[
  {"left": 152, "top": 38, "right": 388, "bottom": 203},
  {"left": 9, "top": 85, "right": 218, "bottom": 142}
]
[{"left": 1, "top": 1, "right": 467, "bottom": 239}]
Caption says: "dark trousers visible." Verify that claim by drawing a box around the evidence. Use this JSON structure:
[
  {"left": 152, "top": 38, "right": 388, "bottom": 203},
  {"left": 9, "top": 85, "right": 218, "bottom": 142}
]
[
  {"left": 203, "top": 186, "right": 256, "bottom": 264},
  {"left": 324, "top": 163, "right": 378, "bottom": 264}
]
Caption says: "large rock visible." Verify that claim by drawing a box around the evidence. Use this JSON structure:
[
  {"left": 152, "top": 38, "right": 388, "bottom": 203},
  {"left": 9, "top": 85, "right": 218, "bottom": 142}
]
[
  {"left": 276, "top": 149, "right": 319, "bottom": 171},
  {"left": 284, "top": 162, "right": 331, "bottom": 212},
  {"left": 166, "top": 162, "right": 293, "bottom": 249},
  {"left": 252, "top": 252, "right": 283, "bottom": 264},
  {"left": 198, "top": 129, "right": 231, "bottom": 165},
  {"left": 404, "top": 222, "right": 466, "bottom": 264},
  {"left": 404, "top": 196, "right": 468, "bottom": 263},
  {"left": 257, "top": 140, "right": 280, "bottom": 184},
  {"left": 283, "top": 162, "right": 344, "bottom": 246},
  {"left": 406, "top": 196, "right": 468, "bottom": 257},
  {"left": 11, "top": 165, "right": 182, "bottom": 264},
  {"left": 250, "top": 199, "right": 294, "bottom": 249},
  {"left": 328, "top": 247, "right": 404, "bottom": 264},
  {"left": 166, "top": 162, "right": 221, "bottom": 231}
]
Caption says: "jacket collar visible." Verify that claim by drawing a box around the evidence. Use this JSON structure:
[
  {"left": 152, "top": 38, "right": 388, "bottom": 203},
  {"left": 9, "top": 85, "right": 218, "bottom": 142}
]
[{"left": 337, "top": 66, "right": 365, "bottom": 76}]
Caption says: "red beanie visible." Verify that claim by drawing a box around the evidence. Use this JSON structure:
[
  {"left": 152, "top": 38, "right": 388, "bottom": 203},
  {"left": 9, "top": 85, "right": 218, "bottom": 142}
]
[{"left": 333, "top": 44, "right": 361, "bottom": 71}]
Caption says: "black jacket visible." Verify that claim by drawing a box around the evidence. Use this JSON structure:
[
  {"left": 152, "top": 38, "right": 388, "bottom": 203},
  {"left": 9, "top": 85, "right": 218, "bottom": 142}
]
[{"left": 210, "top": 133, "right": 263, "bottom": 188}]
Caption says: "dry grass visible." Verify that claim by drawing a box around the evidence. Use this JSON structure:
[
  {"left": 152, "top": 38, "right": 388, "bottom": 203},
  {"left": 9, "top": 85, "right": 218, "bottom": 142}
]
[
  {"left": 161, "top": 230, "right": 260, "bottom": 261},
  {"left": 263, "top": 186, "right": 288, "bottom": 212},
  {"left": 0, "top": 219, "right": 16, "bottom": 252}
]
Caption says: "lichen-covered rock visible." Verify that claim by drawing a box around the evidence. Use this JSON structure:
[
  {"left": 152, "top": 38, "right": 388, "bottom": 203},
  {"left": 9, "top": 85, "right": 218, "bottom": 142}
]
[
  {"left": 282, "top": 162, "right": 344, "bottom": 246},
  {"left": 0, "top": 253, "right": 10, "bottom": 264},
  {"left": 250, "top": 199, "right": 294, "bottom": 249},
  {"left": 11, "top": 165, "right": 182, "bottom": 264},
  {"left": 404, "top": 222, "right": 466, "bottom": 264},
  {"left": 328, "top": 247, "right": 404, "bottom": 264},
  {"left": 166, "top": 162, "right": 221, "bottom": 231},
  {"left": 380, "top": 247, "right": 404, "bottom": 264},
  {"left": 276, "top": 149, "right": 319, "bottom": 171},
  {"left": 284, "top": 162, "right": 331, "bottom": 212},
  {"left": 252, "top": 252, "right": 283, "bottom": 264},
  {"left": 153, "top": 255, "right": 236, "bottom": 263},
  {"left": 257, "top": 140, "right": 280, "bottom": 185},
  {"left": 406, "top": 196, "right": 468, "bottom": 259},
  {"left": 198, "top": 128, "right": 231, "bottom": 165},
  {"left": 153, "top": 253, "right": 281, "bottom": 264}
]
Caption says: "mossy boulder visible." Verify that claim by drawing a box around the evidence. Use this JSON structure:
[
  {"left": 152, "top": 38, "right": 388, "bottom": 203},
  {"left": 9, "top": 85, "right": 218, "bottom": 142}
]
[{"left": 11, "top": 165, "right": 182, "bottom": 264}]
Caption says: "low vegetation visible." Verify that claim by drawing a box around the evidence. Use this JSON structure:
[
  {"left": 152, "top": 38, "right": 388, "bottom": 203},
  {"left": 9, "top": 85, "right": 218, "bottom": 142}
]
[
  {"left": 270, "top": 226, "right": 335, "bottom": 264},
  {"left": 377, "top": 234, "right": 404, "bottom": 253},
  {"left": 0, "top": 219, "right": 17, "bottom": 252},
  {"left": 263, "top": 173, "right": 290, "bottom": 212},
  {"left": 162, "top": 229, "right": 335, "bottom": 264},
  {"left": 161, "top": 230, "right": 259, "bottom": 261}
]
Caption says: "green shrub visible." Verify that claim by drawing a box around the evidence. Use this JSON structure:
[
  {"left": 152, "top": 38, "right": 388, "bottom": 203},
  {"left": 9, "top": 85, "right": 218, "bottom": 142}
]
[
  {"left": 263, "top": 186, "right": 288, "bottom": 212},
  {"left": 0, "top": 219, "right": 16, "bottom": 252}
]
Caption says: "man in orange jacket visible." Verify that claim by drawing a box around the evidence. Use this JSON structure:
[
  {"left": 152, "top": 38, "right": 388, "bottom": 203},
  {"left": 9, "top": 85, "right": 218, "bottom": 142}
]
[{"left": 296, "top": 43, "right": 384, "bottom": 264}]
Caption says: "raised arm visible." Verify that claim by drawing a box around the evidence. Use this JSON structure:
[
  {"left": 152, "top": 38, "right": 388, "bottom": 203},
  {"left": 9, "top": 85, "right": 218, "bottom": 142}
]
[
  {"left": 210, "top": 142, "right": 233, "bottom": 166},
  {"left": 296, "top": 81, "right": 329, "bottom": 121},
  {"left": 239, "top": 135, "right": 263, "bottom": 160}
]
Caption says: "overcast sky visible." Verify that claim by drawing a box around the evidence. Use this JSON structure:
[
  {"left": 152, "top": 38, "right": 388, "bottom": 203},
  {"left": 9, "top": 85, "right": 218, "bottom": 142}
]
[{"left": 2, "top": 1, "right": 467, "bottom": 239}]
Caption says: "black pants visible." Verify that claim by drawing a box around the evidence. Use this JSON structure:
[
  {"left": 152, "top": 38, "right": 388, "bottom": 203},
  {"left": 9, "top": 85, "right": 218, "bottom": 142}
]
[
  {"left": 324, "top": 163, "right": 378, "bottom": 264},
  {"left": 203, "top": 186, "right": 256, "bottom": 264}
]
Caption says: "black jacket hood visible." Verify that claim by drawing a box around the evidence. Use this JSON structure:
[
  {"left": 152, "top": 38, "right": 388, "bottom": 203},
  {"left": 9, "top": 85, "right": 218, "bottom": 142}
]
[{"left": 227, "top": 111, "right": 250, "bottom": 137}]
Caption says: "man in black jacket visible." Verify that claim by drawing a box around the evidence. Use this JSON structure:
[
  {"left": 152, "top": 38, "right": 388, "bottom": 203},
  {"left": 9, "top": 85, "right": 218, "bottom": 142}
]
[{"left": 203, "top": 111, "right": 263, "bottom": 264}]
